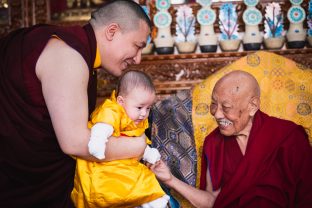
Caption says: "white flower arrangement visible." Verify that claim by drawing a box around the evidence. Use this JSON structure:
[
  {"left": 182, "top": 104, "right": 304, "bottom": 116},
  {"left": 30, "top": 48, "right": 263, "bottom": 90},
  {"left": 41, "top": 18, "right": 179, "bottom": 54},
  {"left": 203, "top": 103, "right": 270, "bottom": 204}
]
[
  {"left": 219, "top": 3, "right": 239, "bottom": 40},
  {"left": 264, "top": 2, "right": 284, "bottom": 38},
  {"left": 175, "top": 5, "right": 196, "bottom": 43}
]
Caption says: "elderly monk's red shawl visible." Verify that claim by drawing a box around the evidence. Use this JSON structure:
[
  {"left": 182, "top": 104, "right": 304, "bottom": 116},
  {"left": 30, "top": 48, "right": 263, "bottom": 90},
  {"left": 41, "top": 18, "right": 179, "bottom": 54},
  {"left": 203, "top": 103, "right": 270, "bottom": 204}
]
[
  {"left": 0, "top": 24, "right": 97, "bottom": 207},
  {"left": 200, "top": 110, "right": 312, "bottom": 207}
]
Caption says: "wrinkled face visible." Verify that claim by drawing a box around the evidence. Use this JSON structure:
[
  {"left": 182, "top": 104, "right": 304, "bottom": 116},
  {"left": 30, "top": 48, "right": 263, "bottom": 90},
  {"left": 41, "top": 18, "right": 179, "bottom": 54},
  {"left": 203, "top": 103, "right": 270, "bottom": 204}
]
[
  {"left": 102, "top": 20, "right": 150, "bottom": 76},
  {"left": 210, "top": 85, "right": 253, "bottom": 136},
  {"left": 118, "top": 87, "right": 155, "bottom": 125}
]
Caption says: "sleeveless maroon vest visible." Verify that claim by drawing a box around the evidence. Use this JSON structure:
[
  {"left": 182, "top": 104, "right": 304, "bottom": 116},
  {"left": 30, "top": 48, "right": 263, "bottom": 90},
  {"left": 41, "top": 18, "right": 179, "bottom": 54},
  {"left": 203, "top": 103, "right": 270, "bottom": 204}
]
[{"left": 0, "top": 23, "right": 97, "bottom": 207}]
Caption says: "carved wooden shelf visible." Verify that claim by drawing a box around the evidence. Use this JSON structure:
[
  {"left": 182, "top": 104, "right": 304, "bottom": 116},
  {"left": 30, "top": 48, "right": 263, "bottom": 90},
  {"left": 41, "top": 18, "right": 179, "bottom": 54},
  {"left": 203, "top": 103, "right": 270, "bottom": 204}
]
[{"left": 97, "top": 48, "right": 312, "bottom": 101}]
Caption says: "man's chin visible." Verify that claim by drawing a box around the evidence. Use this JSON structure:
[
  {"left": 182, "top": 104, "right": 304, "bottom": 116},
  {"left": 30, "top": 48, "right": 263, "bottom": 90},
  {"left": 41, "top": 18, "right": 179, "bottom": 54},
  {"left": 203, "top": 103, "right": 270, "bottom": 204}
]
[
  {"left": 219, "top": 128, "right": 234, "bottom": 137},
  {"left": 108, "top": 69, "right": 123, "bottom": 77}
]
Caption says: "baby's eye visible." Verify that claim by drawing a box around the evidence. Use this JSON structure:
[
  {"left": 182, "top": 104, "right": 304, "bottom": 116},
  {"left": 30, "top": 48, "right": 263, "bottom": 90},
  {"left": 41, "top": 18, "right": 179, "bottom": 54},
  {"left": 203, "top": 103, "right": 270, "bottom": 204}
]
[{"left": 137, "top": 107, "right": 142, "bottom": 110}]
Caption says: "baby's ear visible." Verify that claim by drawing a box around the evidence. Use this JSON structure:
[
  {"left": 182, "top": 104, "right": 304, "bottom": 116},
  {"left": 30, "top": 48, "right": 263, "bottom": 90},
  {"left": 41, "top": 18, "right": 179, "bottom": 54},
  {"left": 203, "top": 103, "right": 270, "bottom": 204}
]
[{"left": 116, "top": 95, "right": 124, "bottom": 105}]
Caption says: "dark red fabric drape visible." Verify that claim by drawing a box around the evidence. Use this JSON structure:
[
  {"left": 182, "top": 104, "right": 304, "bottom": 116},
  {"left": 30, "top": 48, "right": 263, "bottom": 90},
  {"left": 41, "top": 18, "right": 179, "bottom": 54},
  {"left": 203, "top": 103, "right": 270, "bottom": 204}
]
[{"left": 0, "top": 23, "right": 97, "bottom": 207}]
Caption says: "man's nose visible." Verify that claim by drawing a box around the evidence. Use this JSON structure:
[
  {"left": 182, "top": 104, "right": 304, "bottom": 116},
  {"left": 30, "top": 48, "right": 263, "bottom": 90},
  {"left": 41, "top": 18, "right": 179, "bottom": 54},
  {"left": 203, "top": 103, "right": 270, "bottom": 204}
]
[
  {"left": 133, "top": 50, "right": 142, "bottom": 64},
  {"left": 212, "top": 106, "right": 224, "bottom": 119}
]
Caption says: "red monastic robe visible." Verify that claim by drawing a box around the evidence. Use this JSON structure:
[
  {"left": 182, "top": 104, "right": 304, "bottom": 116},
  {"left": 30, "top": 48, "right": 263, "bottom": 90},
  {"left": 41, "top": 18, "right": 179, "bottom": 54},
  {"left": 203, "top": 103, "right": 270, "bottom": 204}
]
[
  {"left": 200, "top": 111, "right": 312, "bottom": 207},
  {"left": 0, "top": 24, "right": 97, "bottom": 207}
]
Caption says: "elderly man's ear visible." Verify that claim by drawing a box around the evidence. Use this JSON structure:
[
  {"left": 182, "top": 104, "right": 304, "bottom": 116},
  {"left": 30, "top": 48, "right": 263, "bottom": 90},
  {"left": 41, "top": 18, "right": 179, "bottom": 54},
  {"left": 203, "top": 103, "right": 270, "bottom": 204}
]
[{"left": 248, "top": 97, "right": 260, "bottom": 116}]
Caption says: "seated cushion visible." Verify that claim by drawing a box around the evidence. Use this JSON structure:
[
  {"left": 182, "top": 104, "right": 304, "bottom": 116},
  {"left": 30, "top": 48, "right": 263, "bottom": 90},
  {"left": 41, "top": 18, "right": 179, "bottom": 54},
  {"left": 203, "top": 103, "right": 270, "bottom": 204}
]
[{"left": 151, "top": 90, "right": 196, "bottom": 207}]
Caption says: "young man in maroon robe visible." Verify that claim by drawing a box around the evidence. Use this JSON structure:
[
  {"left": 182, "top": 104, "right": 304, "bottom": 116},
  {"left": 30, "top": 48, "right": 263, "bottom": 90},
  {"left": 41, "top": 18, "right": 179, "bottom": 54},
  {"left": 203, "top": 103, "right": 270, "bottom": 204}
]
[
  {"left": 151, "top": 70, "right": 312, "bottom": 208},
  {"left": 0, "top": 0, "right": 151, "bottom": 207}
]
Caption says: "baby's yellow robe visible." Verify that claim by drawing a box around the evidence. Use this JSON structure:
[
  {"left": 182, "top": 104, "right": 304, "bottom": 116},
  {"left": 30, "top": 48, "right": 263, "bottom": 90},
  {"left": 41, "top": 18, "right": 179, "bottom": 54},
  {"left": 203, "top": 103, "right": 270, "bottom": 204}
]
[{"left": 71, "top": 92, "right": 165, "bottom": 208}]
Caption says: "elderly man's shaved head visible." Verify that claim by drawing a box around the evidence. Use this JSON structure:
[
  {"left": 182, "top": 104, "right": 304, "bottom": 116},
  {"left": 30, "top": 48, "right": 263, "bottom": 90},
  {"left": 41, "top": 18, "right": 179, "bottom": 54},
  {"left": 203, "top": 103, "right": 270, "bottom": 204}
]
[
  {"left": 214, "top": 70, "right": 260, "bottom": 101},
  {"left": 210, "top": 71, "right": 261, "bottom": 137}
]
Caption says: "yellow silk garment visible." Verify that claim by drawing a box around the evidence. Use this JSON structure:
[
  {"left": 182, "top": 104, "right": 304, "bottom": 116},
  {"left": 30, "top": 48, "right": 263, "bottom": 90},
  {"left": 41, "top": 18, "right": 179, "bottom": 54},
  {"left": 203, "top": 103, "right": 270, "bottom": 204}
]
[{"left": 72, "top": 91, "right": 165, "bottom": 208}]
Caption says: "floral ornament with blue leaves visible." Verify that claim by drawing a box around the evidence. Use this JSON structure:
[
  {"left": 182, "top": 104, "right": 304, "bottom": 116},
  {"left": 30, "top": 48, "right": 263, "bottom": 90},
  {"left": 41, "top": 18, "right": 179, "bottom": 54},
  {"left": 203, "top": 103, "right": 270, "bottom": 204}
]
[
  {"left": 307, "top": 0, "right": 312, "bottom": 36},
  {"left": 175, "top": 5, "right": 196, "bottom": 42},
  {"left": 219, "top": 3, "right": 239, "bottom": 40},
  {"left": 264, "top": 2, "right": 284, "bottom": 38}
]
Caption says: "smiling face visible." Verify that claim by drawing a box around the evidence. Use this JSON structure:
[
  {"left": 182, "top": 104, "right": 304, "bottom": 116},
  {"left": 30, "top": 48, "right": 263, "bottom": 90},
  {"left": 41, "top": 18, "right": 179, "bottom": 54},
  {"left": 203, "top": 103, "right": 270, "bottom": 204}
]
[
  {"left": 210, "top": 71, "right": 260, "bottom": 136},
  {"left": 117, "top": 87, "right": 155, "bottom": 125},
  {"left": 210, "top": 86, "right": 253, "bottom": 136},
  {"left": 100, "top": 20, "right": 150, "bottom": 76}
]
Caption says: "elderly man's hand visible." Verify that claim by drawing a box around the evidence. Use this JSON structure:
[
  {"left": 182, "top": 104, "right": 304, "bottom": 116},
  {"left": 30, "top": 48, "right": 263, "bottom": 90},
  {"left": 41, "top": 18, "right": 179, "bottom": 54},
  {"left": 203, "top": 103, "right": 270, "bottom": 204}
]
[{"left": 150, "top": 160, "right": 173, "bottom": 184}]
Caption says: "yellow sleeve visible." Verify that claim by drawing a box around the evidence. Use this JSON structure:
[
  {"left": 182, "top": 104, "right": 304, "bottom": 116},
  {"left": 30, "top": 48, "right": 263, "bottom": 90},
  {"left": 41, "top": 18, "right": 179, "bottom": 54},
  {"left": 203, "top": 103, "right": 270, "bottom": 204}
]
[
  {"left": 89, "top": 100, "right": 121, "bottom": 134},
  {"left": 146, "top": 137, "right": 152, "bottom": 145}
]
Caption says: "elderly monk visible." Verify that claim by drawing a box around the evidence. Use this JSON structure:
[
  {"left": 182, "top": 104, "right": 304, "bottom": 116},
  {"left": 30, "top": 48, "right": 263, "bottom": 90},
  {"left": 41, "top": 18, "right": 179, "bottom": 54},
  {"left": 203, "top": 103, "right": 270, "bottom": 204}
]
[{"left": 151, "top": 70, "right": 312, "bottom": 208}]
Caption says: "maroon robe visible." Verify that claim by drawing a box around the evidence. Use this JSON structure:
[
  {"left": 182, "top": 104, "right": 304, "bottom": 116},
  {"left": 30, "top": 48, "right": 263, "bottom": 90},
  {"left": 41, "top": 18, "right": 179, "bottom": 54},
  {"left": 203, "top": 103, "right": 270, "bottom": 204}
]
[
  {"left": 0, "top": 24, "right": 97, "bottom": 207},
  {"left": 200, "top": 111, "right": 312, "bottom": 208}
]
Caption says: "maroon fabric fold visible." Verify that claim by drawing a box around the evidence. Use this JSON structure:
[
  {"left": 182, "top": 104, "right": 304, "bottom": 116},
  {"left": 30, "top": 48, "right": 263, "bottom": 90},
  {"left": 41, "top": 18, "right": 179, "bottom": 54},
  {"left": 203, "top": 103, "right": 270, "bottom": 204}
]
[
  {"left": 200, "top": 111, "right": 312, "bottom": 207},
  {"left": 0, "top": 24, "right": 97, "bottom": 207}
]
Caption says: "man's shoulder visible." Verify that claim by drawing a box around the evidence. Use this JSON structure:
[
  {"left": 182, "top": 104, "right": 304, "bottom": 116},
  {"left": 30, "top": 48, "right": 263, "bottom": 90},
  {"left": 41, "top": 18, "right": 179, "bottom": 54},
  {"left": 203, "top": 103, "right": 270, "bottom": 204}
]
[{"left": 260, "top": 111, "right": 299, "bottom": 129}]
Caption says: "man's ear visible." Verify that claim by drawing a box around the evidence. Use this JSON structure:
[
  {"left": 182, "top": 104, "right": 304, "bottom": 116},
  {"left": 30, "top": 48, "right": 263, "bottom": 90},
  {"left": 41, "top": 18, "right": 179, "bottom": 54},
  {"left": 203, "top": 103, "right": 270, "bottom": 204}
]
[
  {"left": 116, "top": 95, "right": 124, "bottom": 105},
  {"left": 248, "top": 97, "right": 260, "bottom": 116},
  {"left": 105, "top": 23, "right": 120, "bottom": 41}
]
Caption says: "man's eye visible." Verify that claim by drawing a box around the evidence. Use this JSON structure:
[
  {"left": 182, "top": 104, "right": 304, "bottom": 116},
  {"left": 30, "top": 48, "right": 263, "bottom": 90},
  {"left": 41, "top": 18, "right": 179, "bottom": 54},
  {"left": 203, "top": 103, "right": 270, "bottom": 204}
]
[
  {"left": 210, "top": 103, "right": 216, "bottom": 109},
  {"left": 222, "top": 106, "right": 231, "bottom": 112}
]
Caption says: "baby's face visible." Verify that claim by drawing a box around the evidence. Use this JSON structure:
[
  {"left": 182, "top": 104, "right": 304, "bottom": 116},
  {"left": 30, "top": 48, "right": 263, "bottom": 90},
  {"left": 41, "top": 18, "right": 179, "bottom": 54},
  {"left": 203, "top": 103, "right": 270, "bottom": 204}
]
[{"left": 119, "top": 88, "right": 155, "bottom": 125}]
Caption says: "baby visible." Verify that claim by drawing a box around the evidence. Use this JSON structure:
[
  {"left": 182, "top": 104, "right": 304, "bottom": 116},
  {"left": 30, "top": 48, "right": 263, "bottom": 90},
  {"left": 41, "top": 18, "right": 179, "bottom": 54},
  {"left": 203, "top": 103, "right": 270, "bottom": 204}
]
[{"left": 72, "top": 70, "right": 169, "bottom": 208}]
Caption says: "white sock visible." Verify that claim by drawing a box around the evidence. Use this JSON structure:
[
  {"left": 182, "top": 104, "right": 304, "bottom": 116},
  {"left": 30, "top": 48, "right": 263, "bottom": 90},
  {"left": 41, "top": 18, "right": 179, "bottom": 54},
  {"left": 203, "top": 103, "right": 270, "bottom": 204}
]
[{"left": 141, "top": 195, "right": 170, "bottom": 208}]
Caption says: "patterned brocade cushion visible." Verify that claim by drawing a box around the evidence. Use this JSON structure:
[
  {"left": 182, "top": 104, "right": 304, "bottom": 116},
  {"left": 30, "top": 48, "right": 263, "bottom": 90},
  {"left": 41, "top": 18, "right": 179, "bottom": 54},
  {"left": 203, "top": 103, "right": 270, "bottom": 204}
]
[
  {"left": 151, "top": 90, "right": 197, "bottom": 207},
  {"left": 151, "top": 90, "right": 196, "bottom": 187}
]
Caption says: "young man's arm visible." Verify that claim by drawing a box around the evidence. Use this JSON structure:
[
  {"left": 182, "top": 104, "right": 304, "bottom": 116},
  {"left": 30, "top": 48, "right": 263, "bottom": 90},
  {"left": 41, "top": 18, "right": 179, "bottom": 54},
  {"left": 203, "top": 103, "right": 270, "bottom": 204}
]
[{"left": 36, "top": 38, "right": 146, "bottom": 161}]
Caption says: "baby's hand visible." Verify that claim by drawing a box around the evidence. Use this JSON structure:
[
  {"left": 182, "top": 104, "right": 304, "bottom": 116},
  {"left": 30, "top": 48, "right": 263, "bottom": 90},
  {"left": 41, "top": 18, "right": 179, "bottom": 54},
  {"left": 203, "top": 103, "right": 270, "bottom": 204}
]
[{"left": 142, "top": 146, "right": 161, "bottom": 164}]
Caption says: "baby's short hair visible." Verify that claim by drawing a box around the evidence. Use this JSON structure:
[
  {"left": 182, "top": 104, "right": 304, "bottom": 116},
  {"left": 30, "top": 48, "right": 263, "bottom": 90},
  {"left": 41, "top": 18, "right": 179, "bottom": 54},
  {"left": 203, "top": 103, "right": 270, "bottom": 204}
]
[{"left": 116, "top": 70, "right": 155, "bottom": 97}]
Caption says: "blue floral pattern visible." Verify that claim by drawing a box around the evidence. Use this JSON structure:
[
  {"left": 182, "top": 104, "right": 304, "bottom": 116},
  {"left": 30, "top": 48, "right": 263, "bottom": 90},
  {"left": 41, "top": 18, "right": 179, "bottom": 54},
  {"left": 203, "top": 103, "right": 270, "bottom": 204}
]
[
  {"left": 290, "top": 0, "right": 303, "bottom": 6},
  {"left": 197, "top": 8, "right": 216, "bottom": 25},
  {"left": 287, "top": 6, "right": 305, "bottom": 23},
  {"left": 153, "top": 11, "right": 172, "bottom": 28},
  {"left": 243, "top": 8, "right": 262, "bottom": 25},
  {"left": 196, "top": 0, "right": 212, "bottom": 7},
  {"left": 156, "top": 0, "right": 170, "bottom": 11},
  {"left": 244, "top": 0, "right": 259, "bottom": 7},
  {"left": 219, "top": 3, "right": 239, "bottom": 40}
]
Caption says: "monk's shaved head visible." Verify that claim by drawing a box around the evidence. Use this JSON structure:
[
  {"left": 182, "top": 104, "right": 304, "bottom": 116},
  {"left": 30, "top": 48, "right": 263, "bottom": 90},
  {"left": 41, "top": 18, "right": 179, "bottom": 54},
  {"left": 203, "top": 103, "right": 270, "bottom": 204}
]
[
  {"left": 90, "top": 0, "right": 152, "bottom": 32},
  {"left": 213, "top": 70, "right": 260, "bottom": 100}
]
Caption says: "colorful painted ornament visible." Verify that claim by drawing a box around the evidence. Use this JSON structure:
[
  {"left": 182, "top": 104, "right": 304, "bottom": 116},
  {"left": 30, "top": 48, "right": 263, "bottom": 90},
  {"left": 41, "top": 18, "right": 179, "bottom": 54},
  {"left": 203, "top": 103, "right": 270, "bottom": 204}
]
[
  {"left": 154, "top": 11, "right": 172, "bottom": 28},
  {"left": 156, "top": 0, "right": 171, "bottom": 10},
  {"left": 196, "top": 0, "right": 212, "bottom": 7},
  {"left": 197, "top": 8, "right": 216, "bottom": 26},
  {"left": 243, "top": 8, "right": 262, "bottom": 25},
  {"left": 289, "top": 0, "right": 304, "bottom": 6},
  {"left": 244, "top": 0, "right": 259, "bottom": 7},
  {"left": 287, "top": 6, "right": 305, "bottom": 24}
]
